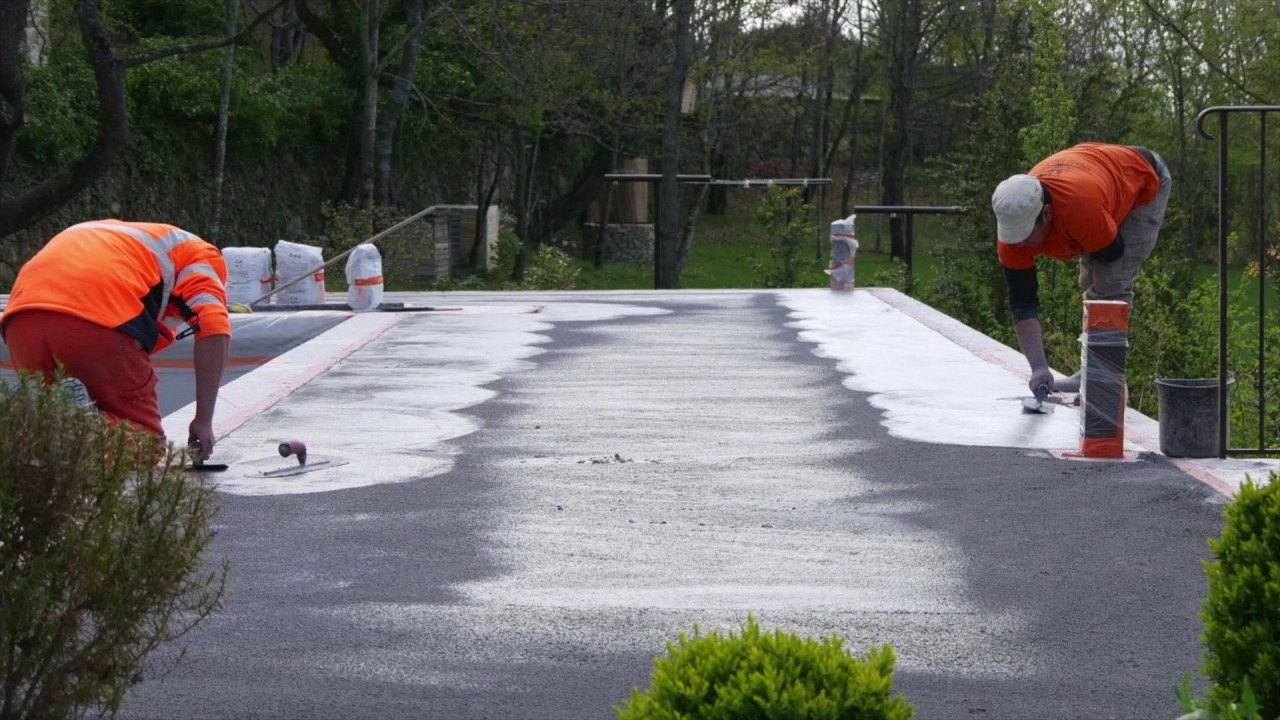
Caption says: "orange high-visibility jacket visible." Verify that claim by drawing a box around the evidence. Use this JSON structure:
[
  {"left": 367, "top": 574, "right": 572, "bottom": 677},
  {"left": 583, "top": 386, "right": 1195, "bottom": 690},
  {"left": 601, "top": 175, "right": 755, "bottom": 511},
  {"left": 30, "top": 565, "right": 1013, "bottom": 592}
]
[{"left": 2, "top": 220, "right": 231, "bottom": 354}]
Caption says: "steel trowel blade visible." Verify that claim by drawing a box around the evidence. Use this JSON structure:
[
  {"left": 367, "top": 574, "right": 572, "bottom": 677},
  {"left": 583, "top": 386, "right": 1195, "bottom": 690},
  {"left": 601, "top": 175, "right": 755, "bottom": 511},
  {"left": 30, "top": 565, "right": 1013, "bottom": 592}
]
[{"left": 1021, "top": 397, "right": 1054, "bottom": 414}]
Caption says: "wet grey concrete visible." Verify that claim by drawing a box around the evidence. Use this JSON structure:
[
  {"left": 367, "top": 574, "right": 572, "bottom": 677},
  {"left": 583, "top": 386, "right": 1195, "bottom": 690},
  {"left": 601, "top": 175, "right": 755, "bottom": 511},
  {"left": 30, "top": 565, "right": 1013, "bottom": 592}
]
[{"left": 103, "top": 292, "right": 1224, "bottom": 720}]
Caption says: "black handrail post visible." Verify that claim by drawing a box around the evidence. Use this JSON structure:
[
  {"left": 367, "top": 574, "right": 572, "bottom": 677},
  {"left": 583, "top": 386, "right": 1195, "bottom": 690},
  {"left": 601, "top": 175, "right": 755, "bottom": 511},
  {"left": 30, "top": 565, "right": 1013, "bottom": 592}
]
[
  {"left": 1218, "top": 110, "right": 1230, "bottom": 459},
  {"left": 1192, "top": 106, "right": 1280, "bottom": 456},
  {"left": 904, "top": 213, "right": 915, "bottom": 294},
  {"left": 653, "top": 188, "right": 663, "bottom": 290},
  {"left": 1260, "top": 113, "right": 1268, "bottom": 454}
]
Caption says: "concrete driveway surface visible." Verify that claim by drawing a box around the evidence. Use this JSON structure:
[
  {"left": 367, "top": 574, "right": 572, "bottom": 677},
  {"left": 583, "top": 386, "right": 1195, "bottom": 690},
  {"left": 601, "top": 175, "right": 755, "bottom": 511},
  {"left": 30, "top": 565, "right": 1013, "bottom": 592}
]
[{"left": 25, "top": 288, "right": 1274, "bottom": 719}]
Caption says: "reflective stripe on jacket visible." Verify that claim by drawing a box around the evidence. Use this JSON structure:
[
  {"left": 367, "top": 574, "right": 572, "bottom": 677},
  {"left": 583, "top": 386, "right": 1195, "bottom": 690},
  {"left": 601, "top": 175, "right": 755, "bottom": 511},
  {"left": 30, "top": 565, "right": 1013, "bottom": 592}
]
[{"left": 2, "top": 219, "right": 231, "bottom": 354}]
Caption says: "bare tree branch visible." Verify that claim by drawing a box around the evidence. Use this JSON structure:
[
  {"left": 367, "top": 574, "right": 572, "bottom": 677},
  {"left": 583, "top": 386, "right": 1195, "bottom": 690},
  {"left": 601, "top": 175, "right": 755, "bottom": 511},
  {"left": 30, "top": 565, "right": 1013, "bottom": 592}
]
[
  {"left": 1139, "top": 0, "right": 1271, "bottom": 105},
  {"left": 120, "top": 0, "right": 289, "bottom": 69}
]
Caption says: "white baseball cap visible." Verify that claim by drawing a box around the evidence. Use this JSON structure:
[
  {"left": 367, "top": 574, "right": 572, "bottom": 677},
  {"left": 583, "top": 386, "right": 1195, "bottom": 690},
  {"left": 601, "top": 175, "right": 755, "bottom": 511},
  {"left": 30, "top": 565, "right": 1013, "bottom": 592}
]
[{"left": 992, "top": 174, "right": 1044, "bottom": 244}]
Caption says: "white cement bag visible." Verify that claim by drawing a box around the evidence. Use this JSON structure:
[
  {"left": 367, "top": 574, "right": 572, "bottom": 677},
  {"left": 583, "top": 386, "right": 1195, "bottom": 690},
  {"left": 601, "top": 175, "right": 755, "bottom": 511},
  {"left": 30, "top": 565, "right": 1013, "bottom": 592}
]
[
  {"left": 273, "top": 239, "right": 326, "bottom": 306},
  {"left": 345, "top": 243, "right": 384, "bottom": 312},
  {"left": 222, "top": 247, "right": 273, "bottom": 305}
]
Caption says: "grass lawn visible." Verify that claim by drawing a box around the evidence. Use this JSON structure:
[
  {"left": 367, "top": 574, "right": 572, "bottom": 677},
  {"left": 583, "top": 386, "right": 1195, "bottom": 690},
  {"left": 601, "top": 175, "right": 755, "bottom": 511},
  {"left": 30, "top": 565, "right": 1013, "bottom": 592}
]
[{"left": 570, "top": 203, "right": 945, "bottom": 291}]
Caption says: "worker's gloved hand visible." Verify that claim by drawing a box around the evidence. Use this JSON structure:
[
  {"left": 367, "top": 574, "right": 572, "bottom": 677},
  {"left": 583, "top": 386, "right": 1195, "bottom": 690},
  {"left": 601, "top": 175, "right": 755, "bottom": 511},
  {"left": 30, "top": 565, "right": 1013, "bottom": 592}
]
[
  {"left": 189, "top": 418, "right": 215, "bottom": 461},
  {"left": 1029, "top": 365, "right": 1054, "bottom": 397}
]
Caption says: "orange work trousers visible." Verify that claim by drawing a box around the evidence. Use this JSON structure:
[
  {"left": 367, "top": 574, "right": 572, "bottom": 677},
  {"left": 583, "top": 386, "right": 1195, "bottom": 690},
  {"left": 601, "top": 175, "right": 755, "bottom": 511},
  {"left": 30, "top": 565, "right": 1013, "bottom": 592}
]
[{"left": 3, "top": 309, "right": 164, "bottom": 437}]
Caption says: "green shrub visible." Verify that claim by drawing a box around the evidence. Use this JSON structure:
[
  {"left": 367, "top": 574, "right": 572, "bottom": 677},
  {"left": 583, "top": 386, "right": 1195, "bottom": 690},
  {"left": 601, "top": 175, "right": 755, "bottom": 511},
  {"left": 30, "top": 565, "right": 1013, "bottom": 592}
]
[
  {"left": 1200, "top": 472, "right": 1280, "bottom": 718},
  {"left": 0, "top": 373, "right": 227, "bottom": 720},
  {"left": 1176, "top": 673, "right": 1265, "bottom": 720},
  {"left": 755, "top": 186, "right": 817, "bottom": 289},
  {"left": 491, "top": 219, "right": 524, "bottom": 285},
  {"left": 616, "top": 616, "right": 914, "bottom": 720},
  {"left": 525, "top": 245, "right": 580, "bottom": 290}
]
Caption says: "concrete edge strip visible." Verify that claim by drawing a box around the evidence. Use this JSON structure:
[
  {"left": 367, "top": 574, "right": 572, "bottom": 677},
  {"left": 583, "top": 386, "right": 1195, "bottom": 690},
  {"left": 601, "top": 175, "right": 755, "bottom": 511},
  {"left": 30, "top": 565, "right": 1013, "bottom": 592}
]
[
  {"left": 161, "top": 312, "right": 407, "bottom": 442},
  {"left": 864, "top": 288, "right": 1238, "bottom": 497}
]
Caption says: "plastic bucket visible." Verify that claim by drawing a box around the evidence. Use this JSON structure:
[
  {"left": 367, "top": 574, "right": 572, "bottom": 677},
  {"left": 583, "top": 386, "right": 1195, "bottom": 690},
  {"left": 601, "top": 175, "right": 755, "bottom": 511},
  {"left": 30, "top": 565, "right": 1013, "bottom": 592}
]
[{"left": 1154, "top": 377, "right": 1233, "bottom": 458}]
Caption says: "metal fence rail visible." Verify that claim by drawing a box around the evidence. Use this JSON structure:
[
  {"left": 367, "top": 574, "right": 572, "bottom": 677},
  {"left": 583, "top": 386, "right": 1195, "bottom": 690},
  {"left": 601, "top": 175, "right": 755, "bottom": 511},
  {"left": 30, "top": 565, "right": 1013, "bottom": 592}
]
[
  {"left": 602, "top": 174, "right": 832, "bottom": 288},
  {"left": 851, "top": 205, "right": 967, "bottom": 293},
  {"left": 1195, "top": 105, "right": 1280, "bottom": 457}
]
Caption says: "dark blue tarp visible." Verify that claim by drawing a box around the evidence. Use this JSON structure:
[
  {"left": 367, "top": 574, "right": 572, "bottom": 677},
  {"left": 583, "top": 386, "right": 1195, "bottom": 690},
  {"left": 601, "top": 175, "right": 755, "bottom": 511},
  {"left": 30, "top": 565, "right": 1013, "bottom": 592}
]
[{"left": 1, "top": 311, "right": 350, "bottom": 416}]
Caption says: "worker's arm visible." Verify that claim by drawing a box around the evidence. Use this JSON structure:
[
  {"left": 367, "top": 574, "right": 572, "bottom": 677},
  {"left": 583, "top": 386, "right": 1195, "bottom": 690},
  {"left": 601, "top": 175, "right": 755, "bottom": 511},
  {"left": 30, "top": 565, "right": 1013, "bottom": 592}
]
[
  {"left": 1088, "top": 233, "right": 1125, "bottom": 262},
  {"left": 189, "top": 333, "right": 230, "bottom": 459},
  {"left": 168, "top": 240, "right": 232, "bottom": 459},
  {"left": 1014, "top": 318, "right": 1053, "bottom": 393},
  {"left": 1004, "top": 265, "right": 1053, "bottom": 393}
]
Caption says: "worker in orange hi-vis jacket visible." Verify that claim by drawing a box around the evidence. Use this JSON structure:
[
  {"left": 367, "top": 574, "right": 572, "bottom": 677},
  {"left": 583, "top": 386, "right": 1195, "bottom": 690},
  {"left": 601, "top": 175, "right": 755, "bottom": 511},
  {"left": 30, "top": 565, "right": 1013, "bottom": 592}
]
[{"left": 0, "top": 219, "right": 232, "bottom": 460}]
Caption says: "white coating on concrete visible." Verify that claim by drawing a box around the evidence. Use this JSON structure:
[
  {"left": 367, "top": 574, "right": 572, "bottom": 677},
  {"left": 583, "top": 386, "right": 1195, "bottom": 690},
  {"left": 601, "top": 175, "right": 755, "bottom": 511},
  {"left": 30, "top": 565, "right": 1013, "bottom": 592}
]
[
  {"left": 325, "top": 303, "right": 1039, "bottom": 677},
  {"left": 158, "top": 290, "right": 1276, "bottom": 497},
  {"left": 780, "top": 291, "right": 1091, "bottom": 451},
  {"left": 165, "top": 302, "right": 668, "bottom": 495},
  {"left": 779, "top": 289, "right": 1278, "bottom": 494}
]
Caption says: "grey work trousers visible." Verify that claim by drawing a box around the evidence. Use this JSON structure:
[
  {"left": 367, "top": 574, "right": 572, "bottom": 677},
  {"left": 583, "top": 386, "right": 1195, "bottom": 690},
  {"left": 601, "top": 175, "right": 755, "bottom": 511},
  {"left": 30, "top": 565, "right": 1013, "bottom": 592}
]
[{"left": 1078, "top": 150, "right": 1172, "bottom": 306}]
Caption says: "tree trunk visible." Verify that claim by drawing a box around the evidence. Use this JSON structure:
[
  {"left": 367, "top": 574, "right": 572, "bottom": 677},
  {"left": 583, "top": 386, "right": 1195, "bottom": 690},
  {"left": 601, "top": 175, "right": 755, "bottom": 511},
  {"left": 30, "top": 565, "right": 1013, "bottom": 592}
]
[
  {"left": 595, "top": 144, "right": 620, "bottom": 268},
  {"left": 0, "top": 0, "right": 31, "bottom": 186},
  {"left": 788, "top": 65, "right": 807, "bottom": 180},
  {"left": 0, "top": 0, "right": 130, "bottom": 239},
  {"left": 211, "top": 0, "right": 239, "bottom": 239},
  {"left": 469, "top": 133, "right": 503, "bottom": 269},
  {"left": 880, "top": 0, "right": 917, "bottom": 262},
  {"left": 510, "top": 128, "right": 537, "bottom": 282},
  {"left": 676, "top": 184, "right": 708, "bottom": 272},
  {"left": 358, "top": 0, "right": 381, "bottom": 209},
  {"left": 270, "top": 3, "right": 303, "bottom": 72},
  {"left": 657, "top": 0, "right": 694, "bottom": 289},
  {"left": 529, "top": 144, "right": 611, "bottom": 246},
  {"left": 373, "top": 0, "right": 423, "bottom": 207},
  {"left": 706, "top": 149, "right": 728, "bottom": 214}
]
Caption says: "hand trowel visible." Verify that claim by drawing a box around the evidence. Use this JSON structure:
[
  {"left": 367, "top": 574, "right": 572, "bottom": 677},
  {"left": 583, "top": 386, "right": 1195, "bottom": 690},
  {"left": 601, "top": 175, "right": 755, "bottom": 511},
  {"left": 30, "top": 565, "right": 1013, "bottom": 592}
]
[
  {"left": 186, "top": 440, "right": 229, "bottom": 472},
  {"left": 1021, "top": 385, "right": 1053, "bottom": 414}
]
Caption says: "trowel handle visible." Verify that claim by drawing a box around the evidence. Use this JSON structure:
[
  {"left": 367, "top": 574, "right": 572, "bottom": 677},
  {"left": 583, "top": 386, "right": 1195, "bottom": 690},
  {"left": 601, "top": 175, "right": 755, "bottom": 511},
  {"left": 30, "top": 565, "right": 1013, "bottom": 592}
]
[
  {"left": 278, "top": 440, "right": 307, "bottom": 466},
  {"left": 1034, "top": 385, "right": 1049, "bottom": 403}
]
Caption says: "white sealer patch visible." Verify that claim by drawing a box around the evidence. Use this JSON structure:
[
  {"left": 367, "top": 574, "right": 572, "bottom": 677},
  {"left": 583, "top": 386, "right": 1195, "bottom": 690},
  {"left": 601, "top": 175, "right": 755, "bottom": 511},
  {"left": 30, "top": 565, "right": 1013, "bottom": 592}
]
[
  {"left": 166, "top": 302, "right": 669, "bottom": 496},
  {"left": 777, "top": 290, "right": 1131, "bottom": 451}
]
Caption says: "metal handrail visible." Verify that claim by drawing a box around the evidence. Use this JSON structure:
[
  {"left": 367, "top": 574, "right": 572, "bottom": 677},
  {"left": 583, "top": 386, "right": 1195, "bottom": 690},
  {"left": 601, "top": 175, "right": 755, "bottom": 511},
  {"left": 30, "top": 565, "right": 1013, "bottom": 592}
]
[
  {"left": 1195, "top": 105, "right": 1280, "bottom": 457},
  {"left": 249, "top": 205, "right": 440, "bottom": 307},
  {"left": 851, "top": 205, "right": 969, "bottom": 292}
]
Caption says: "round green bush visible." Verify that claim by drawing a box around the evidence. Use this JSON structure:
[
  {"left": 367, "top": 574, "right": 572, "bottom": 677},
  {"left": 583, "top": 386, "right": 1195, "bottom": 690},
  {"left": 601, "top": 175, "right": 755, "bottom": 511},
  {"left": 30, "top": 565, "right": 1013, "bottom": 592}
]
[
  {"left": 1202, "top": 472, "right": 1280, "bottom": 717},
  {"left": 616, "top": 616, "right": 914, "bottom": 720}
]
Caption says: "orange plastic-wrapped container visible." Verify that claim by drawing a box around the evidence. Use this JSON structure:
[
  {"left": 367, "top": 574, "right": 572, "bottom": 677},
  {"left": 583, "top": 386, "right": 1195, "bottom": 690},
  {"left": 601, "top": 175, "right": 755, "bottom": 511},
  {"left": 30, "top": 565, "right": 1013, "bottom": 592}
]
[{"left": 1079, "top": 300, "right": 1131, "bottom": 458}]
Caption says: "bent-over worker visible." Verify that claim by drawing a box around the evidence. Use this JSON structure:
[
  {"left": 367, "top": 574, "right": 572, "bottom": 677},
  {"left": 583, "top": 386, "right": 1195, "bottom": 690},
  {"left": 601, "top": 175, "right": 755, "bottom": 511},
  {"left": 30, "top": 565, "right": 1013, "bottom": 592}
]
[
  {"left": 1, "top": 219, "right": 231, "bottom": 459},
  {"left": 992, "top": 142, "right": 1171, "bottom": 396}
]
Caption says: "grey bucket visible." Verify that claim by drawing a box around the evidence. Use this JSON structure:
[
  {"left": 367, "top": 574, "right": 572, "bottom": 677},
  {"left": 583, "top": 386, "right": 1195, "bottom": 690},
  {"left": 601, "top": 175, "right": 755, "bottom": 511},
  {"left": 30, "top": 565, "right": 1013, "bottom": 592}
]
[{"left": 1155, "top": 377, "right": 1234, "bottom": 458}]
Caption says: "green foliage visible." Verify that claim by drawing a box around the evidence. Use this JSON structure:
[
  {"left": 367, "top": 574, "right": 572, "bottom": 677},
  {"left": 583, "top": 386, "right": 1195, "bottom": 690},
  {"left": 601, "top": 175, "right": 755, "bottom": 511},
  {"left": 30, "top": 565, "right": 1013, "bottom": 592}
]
[
  {"left": 127, "top": 55, "right": 349, "bottom": 164},
  {"left": 0, "top": 373, "right": 226, "bottom": 719},
  {"left": 1176, "top": 673, "right": 1266, "bottom": 720},
  {"left": 1125, "top": 250, "right": 1219, "bottom": 412},
  {"left": 315, "top": 203, "right": 432, "bottom": 289},
  {"left": 922, "top": 30, "right": 1035, "bottom": 344},
  {"left": 106, "top": 0, "right": 225, "bottom": 39},
  {"left": 754, "top": 187, "right": 817, "bottom": 289},
  {"left": 490, "top": 219, "right": 524, "bottom": 285},
  {"left": 19, "top": 57, "right": 100, "bottom": 168},
  {"left": 1034, "top": 258, "right": 1086, "bottom": 375},
  {"left": 1018, "top": 0, "right": 1076, "bottom": 163},
  {"left": 1200, "top": 472, "right": 1280, "bottom": 718},
  {"left": 616, "top": 615, "right": 914, "bottom": 720},
  {"left": 524, "top": 245, "right": 580, "bottom": 291},
  {"left": 868, "top": 256, "right": 911, "bottom": 293}
]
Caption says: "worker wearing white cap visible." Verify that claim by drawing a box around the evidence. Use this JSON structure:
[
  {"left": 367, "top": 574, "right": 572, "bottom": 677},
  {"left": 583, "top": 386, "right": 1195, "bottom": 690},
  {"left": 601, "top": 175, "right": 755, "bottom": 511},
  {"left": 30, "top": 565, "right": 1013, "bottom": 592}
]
[{"left": 992, "top": 142, "right": 1172, "bottom": 396}]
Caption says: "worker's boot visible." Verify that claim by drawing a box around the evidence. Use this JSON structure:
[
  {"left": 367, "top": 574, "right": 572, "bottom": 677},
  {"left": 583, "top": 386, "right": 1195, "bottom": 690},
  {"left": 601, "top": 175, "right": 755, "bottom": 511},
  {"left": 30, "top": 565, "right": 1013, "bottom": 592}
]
[{"left": 1056, "top": 371, "right": 1081, "bottom": 394}]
